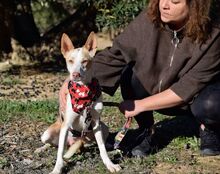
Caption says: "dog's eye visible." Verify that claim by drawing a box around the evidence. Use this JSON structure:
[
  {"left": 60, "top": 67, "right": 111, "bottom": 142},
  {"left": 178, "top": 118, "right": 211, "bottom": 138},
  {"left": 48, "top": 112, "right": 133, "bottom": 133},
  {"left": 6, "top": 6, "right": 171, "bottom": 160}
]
[
  {"left": 81, "top": 60, "right": 89, "bottom": 66},
  {"left": 68, "top": 60, "right": 74, "bottom": 64}
]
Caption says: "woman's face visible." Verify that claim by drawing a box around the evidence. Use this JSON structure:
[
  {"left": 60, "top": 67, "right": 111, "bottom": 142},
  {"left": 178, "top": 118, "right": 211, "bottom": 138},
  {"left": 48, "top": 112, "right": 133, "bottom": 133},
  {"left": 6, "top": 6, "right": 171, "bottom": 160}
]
[{"left": 159, "top": 0, "right": 189, "bottom": 29}]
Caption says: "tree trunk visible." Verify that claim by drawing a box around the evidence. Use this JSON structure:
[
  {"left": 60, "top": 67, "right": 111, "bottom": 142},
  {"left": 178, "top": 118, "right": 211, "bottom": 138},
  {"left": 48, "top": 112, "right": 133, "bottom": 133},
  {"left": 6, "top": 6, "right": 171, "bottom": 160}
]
[
  {"left": 0, "top": 1, "right": 13, "bottom": 53},
  {"left": 12, "top": 0, "right": 40, "bottom": 47},
  {"left": 0, "top": 0, "right": 40, "bottom": 54}
]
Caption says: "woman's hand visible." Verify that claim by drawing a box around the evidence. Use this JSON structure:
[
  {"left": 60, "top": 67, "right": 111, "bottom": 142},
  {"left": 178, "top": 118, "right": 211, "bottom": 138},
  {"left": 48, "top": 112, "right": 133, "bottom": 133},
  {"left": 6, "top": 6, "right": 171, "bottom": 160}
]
[
  {"left": 119, "top": 100, "right": 144, "bottom": 118},
  {"left": 59, "top": 79, "right": 69, "bottom": 114}
]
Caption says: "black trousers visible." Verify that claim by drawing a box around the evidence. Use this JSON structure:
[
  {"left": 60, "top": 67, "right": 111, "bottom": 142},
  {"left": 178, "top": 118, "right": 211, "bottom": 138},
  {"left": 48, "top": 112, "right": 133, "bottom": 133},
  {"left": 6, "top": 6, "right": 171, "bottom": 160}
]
[{"left": 120, "top": 65, "right": 220, "bottom": 130}]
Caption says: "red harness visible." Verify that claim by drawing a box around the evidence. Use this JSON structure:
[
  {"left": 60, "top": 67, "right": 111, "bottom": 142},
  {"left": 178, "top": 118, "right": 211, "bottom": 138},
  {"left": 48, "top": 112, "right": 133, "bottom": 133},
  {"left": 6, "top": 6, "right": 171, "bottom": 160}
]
[{"left": 68, "top": 78, "right": 101, "bottom": 114}]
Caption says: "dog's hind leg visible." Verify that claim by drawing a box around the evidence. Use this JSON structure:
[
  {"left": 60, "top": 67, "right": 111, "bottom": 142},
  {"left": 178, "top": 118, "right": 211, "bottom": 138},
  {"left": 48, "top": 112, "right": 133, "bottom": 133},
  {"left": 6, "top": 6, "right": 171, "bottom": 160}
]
[
  {"left": 41, "top": 120, "right": 61, "bottom": 146},
  {"left": 35, "top": 120, "right": 61, "bottom": 154}
]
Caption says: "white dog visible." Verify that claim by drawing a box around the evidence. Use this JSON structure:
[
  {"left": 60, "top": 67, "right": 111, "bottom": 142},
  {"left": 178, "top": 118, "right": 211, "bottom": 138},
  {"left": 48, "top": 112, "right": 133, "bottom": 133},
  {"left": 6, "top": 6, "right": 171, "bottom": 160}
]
[{"left": 41, "top": 32, "right": 121, "bottom": 174}]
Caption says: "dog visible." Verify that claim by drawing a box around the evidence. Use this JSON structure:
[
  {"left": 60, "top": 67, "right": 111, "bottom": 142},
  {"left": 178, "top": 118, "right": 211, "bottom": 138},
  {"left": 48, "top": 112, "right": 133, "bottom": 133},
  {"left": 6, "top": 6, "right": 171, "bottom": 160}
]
[{"left": 40, "top": 32, "right": 121, "bottom": 174}]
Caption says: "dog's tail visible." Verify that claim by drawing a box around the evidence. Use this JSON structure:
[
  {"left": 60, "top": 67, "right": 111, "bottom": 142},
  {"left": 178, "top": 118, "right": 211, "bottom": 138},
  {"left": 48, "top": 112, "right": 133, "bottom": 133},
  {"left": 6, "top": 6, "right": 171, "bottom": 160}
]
[{"left": 63, "top": 139, "right": 83, "bottom": 159}]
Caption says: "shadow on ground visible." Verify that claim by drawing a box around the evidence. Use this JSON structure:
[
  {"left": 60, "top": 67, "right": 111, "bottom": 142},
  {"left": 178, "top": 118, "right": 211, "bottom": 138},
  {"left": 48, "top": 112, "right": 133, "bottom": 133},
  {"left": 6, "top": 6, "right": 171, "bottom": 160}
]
[{"left": 107, "top": 114, "right": 199, "bottom": 156}]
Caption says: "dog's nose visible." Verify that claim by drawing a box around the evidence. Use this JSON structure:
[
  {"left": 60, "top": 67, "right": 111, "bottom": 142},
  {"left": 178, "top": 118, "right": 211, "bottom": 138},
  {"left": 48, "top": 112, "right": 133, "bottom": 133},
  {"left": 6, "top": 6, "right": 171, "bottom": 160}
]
[{"left": 72, "top": 72, "right": 80, "bottom": 79}]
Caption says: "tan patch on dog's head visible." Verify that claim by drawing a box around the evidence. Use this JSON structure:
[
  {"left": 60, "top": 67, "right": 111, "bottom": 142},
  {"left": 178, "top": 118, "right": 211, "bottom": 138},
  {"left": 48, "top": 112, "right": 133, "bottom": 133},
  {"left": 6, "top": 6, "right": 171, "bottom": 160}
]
[{"left": 81, "top": 47, "right": 92, "bottom": 69}]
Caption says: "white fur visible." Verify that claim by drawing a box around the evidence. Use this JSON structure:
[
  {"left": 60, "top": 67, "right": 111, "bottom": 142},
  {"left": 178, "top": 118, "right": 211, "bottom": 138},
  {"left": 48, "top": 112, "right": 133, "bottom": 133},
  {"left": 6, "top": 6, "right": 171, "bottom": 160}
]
[
  {"left": 41, "top": 130, "right": 50, "bottom": 144},
  {"left": 66, "top": 48, "right": 84, "bottom": 81}
]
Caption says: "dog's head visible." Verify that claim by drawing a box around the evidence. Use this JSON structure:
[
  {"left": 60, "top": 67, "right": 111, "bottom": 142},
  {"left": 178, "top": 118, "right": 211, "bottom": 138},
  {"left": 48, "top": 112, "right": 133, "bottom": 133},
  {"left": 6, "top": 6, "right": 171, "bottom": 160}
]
[{"left": 61, "top": 32, "right": 97, "bottom": 81}]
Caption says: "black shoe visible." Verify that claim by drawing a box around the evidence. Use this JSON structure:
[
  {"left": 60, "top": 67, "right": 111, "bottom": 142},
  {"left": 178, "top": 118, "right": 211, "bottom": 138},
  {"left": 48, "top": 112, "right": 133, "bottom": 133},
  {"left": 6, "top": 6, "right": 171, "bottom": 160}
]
[
  {"left": 131, "top": 128, "right": 152, "bottom": 157},
  {"left": 200, "top": 127, "right": 220, "bottom": 156}
]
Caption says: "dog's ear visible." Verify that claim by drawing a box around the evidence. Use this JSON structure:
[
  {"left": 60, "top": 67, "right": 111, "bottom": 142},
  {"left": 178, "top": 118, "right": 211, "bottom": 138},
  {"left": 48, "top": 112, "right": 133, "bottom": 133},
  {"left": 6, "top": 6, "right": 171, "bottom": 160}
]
[
  {"left": 84, "top": 32, "right": 97, "bottom": 57},
  {"left": 61, "top": 33, "right": 74, "bottom": 58}
]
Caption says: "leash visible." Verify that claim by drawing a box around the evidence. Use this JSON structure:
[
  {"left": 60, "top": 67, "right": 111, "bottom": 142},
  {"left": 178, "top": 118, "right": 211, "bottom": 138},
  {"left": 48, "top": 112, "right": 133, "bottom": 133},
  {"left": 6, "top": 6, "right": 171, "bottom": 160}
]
[{"left": 114, "top": 117, "right": 132, "bottom": 149}]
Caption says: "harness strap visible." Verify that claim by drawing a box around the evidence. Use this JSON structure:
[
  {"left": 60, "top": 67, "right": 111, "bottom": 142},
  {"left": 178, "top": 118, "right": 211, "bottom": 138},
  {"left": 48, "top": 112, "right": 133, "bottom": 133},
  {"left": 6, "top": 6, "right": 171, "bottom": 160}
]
[
  {"left": 68, "top": 111, "right": 93, "bottom": 138},
  {"left": 81, "top": 110, "right": 93, "bottom": 137}
]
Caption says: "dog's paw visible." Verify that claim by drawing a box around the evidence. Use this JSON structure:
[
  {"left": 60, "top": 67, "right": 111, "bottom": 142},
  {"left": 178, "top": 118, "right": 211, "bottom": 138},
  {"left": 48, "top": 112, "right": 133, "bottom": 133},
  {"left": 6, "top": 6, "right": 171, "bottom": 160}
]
[
  {"left": 49, "top": 171, "right": 58, "bottom": 174},
  {"left": 34, "top": 147, "right": 43, "bottom": 154},
  {"left": 50, "top": 161, "right": 64, "bottom": 174},
  {"left": 49, "top": 168, "right": 62, "bottom": 174},
  {"left": 34, "top": 144, "right": 51, "bottom": 154},
  {"left": 106, "top": 163, "right": 121, "bottom": 173}
]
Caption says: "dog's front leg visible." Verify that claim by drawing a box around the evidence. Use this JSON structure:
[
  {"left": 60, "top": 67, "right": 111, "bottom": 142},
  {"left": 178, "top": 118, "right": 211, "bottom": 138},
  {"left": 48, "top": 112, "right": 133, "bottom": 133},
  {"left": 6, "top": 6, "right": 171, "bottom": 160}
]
[
  {"left": 50, "top": 97, "right": 77, "bottom": 174},
  {"left": 50, "top": 123, "right": 68, "bottom": 174},
  {"left": 92, "top": 102, "right": 121, "bottom": 173}
]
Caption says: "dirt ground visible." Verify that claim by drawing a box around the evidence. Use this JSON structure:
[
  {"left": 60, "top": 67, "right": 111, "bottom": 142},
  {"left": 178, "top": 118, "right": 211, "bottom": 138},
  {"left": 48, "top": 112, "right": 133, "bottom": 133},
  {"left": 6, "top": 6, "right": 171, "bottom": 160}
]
[{"left": 0, "top": 66, "right": 63, "bottom": 174}]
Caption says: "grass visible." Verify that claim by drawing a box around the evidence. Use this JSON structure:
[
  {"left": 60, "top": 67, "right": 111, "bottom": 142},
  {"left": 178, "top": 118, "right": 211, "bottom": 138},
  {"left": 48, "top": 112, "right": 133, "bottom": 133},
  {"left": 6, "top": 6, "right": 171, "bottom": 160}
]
[
  {"left": 1, "top": 76, "right": 24, "bottom": 86},
  {"left": 0, "top": 99, "right": 58, "bottom": 123},
  {"left": 0, "top": 157, "right": 8, "bottom": 169},
  {"left": 1, "top": 91, "right": 220, "bottom": 174}
]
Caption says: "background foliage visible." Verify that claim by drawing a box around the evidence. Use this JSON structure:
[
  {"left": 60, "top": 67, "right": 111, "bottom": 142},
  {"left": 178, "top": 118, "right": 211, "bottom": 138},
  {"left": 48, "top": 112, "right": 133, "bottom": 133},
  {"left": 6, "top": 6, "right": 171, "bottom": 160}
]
[
  {"left": 31, "top": 0, "right": 219, "bottom": 35},
  {"left": 31, "top": 0, "right": 149, "bottom": 33},
  {"left": 0, "top": 0, "right": 219, "bottom": 61},
  {"left": 93, "top": 0, "right": 148, "bottom": 30}
]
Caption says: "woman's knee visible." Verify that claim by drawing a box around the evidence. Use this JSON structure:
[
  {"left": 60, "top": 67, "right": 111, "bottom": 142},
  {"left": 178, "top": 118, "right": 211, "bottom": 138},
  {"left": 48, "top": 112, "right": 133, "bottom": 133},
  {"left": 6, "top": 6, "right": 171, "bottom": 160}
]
[{"left": 191, "top": 83, "right": 220, "bottom": 125}]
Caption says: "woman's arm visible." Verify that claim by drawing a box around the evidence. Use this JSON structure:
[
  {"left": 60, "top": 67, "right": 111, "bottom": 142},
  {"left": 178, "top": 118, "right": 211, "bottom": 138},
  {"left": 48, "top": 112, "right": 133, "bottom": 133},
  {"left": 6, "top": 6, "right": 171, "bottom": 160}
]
[{"left": 119, "top": 88, "right": 184, "bottom": 118}]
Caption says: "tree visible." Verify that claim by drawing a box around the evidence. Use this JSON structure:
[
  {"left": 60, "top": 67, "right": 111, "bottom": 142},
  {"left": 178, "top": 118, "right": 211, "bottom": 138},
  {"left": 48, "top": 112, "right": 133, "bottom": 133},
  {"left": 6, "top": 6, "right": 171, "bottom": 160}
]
[
  {"left": 0, "top": 0, "right": 41, "bottom": 53},
  {"left": 0, "top": 0, "right": 97, "bottom": 55}
]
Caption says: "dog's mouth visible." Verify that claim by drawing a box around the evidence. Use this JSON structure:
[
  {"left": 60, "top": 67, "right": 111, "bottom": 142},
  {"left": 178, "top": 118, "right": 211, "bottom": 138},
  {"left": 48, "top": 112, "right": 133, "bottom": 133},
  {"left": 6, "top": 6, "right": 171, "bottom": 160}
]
[
  {"left": 72, "top": 76, "right": 81, "bottom": 82},
  {"left": 70, "top": 72, "right": 81, "bottom": 82}
]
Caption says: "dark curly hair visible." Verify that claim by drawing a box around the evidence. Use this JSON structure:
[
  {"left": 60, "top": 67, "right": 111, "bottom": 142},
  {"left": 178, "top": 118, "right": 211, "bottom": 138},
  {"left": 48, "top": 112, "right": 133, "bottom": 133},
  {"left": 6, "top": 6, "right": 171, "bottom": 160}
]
[{"left": 147, "top": 0, "right": 215, "bottom": 43}]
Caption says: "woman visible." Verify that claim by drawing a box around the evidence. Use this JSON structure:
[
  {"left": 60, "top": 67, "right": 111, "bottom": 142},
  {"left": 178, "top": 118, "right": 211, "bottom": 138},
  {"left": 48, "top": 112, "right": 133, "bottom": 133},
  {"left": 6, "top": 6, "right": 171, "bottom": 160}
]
[{"left": 60, "top": 0, "right": 220, "bottom": 157}]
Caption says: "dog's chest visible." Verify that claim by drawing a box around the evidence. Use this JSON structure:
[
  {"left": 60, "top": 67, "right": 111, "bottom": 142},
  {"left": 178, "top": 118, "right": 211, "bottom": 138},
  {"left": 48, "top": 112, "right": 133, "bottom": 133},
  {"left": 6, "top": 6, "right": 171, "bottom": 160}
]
[{"left": 70, "top": 110, "right": 93, "bottom": 133}]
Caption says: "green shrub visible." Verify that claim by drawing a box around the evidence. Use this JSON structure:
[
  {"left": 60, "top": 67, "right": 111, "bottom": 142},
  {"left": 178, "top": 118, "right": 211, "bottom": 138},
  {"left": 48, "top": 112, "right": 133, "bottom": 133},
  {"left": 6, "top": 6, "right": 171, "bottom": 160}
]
[{"left": 93, "top": 0, "right": 149, "bottom": 30}]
